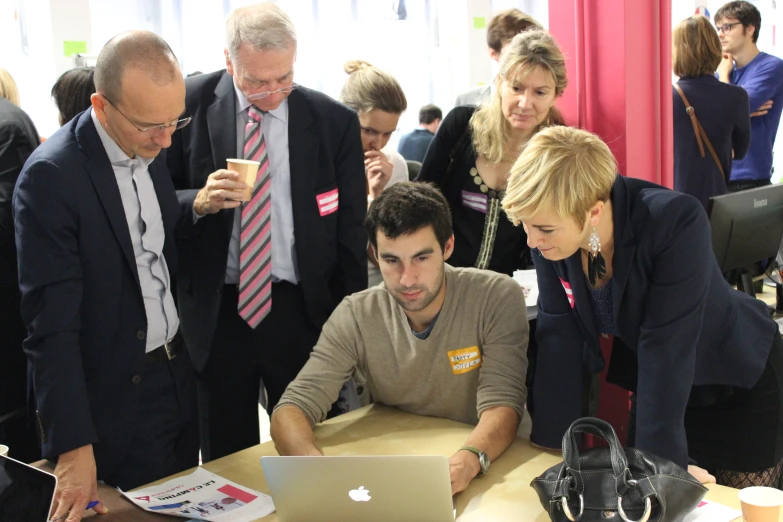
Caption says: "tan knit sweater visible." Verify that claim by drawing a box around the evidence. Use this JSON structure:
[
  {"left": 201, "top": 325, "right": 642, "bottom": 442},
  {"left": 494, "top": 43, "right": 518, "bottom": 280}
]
[{"left": 275, "top": 265, "right": 529, "bottom": 426}]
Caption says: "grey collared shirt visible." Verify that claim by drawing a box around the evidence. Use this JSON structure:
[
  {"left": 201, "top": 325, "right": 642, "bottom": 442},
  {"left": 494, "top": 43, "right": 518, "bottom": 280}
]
[
  {"left": 91, "top": 109, "right": 179, "bottom": 352},
  {"left": 223, "top": 83, "right": 298, "bottom": 285}
]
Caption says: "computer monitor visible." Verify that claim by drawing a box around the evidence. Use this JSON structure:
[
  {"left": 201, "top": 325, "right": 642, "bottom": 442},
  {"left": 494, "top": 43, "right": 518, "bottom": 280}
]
[{"left": 708, "top": 184, "right": 783, "bottom": 297}]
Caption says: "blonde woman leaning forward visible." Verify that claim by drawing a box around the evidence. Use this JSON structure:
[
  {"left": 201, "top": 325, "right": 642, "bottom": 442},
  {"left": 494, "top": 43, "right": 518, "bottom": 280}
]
[
  {"left": 417, "top": 30, "right": 565, "bottom": 276},
  {"left": 339, "top": 59, "right": 408, "bottom": 287},
  {"left": 503, "top": 126, "right": 783, "bottom": 488}
]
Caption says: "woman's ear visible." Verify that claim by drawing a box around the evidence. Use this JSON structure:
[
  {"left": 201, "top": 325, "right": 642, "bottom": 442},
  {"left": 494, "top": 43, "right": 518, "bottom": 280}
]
[{"left": 588, "top": 201, "right": 605, "bottom": 228}]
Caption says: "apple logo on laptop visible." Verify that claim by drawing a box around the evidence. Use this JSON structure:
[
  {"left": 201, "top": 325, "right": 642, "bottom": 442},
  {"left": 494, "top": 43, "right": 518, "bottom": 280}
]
[{"left": 348, "top": 486, "right": 371, "bottom": 502}]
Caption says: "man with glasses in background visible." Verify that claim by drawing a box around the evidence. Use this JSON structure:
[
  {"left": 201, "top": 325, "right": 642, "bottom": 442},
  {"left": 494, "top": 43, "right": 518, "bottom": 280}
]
[
  {"left": 14, "top": 31, "right": 197, "bottom": 522},
  {"left": 166, "top": 2, "right": 366, "bottom": 462},
  {"left": 715, "top": 1, "right": 783, "bottom": 191}
]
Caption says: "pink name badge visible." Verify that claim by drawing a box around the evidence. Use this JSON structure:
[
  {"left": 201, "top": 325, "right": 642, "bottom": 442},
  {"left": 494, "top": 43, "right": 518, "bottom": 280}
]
[{"left": 316, "top": 188, "right": 339, "bottom": 216}]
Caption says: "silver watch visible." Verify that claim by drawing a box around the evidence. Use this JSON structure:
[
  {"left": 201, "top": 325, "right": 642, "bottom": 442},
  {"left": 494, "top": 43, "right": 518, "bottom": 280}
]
[{"left": 460, "top": 446, "right": 490, "bottom": 477}]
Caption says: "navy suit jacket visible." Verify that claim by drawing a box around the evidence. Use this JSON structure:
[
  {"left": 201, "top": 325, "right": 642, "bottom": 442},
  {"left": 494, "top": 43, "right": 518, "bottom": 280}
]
[
  {"left": 13, "top": 110, "right": 184, "bottom": 476},
  {"left": 531, "top": 175, "right": 777, "bottom": 468},
  {"left": 167, "top": 70, "right": 367, "bottom": 372}
]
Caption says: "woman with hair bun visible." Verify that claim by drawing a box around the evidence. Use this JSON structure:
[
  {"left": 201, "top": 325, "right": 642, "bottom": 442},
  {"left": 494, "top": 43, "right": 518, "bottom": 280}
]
[{"left": 340, "top": 59, "right": 408, "bottom": 286}]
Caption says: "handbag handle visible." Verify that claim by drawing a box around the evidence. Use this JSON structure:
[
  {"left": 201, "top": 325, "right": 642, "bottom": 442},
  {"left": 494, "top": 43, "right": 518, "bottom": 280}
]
[
  {"left": 674, "top": 84, "right": 727, "bottom": 184},
  {"left": 561, "top": 418, "right": 629, "bottom": 493}
]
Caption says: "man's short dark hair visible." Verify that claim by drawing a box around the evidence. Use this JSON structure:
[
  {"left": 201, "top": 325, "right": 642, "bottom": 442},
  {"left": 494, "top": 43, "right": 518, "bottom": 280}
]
[
  {"left": 715, "top": 1, "right": 762, "bottom": 43},
  {"left": 487, "top": 8, "right": 543, "bottom": 53},
  {"left": 365, "top": 182, "right": 452, "bottom": 252},
  {"left": 51, "top": 67, "right": 95, "bottom": 125},
  {"left": 94, "top": 31, "right": 180, "bottom": 103},
  {"left": 419, "top": 104, "right": 442, "bottom": 124}
]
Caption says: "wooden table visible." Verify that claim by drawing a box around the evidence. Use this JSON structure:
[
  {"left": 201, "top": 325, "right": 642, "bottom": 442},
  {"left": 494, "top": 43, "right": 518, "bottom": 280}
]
[{"left": 76, "top": 404, "right": 744, "bottom": 521}]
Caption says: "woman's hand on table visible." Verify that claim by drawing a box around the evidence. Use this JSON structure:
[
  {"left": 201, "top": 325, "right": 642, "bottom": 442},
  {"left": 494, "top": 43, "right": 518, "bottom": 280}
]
[{"left": 688, "top": 464, "right": 716, "bottom": 484}]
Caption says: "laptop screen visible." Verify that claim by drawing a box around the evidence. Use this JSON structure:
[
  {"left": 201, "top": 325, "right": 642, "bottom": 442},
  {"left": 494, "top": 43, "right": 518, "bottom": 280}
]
[{"left": 0, "top": 455, "right": 57, "bottom": 522}]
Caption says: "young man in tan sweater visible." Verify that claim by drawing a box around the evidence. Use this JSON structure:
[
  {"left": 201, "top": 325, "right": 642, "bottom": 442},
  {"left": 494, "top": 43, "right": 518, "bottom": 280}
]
[{"left": 271, "top": 182, "right": 528, "bottom": 495}]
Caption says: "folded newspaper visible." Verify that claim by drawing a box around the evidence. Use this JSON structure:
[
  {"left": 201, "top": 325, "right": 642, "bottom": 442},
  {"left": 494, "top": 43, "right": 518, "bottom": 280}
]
[{"left": 120, "top": 467, "right": 275, "bottom": 521}]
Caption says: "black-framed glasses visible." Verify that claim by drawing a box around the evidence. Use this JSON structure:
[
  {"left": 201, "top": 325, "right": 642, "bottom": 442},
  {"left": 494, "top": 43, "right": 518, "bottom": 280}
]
[
  {"left": 245, "top": 83, "right": 299, "bottom": 101},
  {"left": 100, "top": 94, "right": 191, "bottom": 134},
  {"left": 716, "top": 21, "right": 743, "bottom": 34}
]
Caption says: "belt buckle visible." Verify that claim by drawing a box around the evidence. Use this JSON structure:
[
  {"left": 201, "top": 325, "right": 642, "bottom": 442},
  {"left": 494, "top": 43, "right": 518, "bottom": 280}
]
[{"left": 163, "top": 339, "right": 177, "bottom": 360}]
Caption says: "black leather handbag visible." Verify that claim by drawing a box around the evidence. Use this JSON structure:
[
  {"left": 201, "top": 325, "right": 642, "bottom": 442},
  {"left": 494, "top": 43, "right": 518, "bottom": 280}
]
[{"left": 531, "top": 418, "right": 708, "bottom": 522}]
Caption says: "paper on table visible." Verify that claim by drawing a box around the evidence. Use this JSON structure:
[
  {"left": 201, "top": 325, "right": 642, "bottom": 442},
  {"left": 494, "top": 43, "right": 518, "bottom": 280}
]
[
  {"left": 120, "top": 467, "right": 275, "bottom": 521},
  {"left": 682, "top": 499, "right": 741, "bottom": 522},
  {"left": 512, "top": 269, "right": 538, "bottom": 308}
]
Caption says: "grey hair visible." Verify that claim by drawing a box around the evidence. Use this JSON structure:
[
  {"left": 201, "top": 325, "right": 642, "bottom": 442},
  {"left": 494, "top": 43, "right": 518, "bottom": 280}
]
[{"left": 226, "top": 2, "right": 297, "bottom": 59}]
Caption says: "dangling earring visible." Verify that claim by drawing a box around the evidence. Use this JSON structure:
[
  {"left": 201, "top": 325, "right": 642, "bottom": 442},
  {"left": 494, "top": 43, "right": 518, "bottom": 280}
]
[{"left": 587, "top": 226, "right": 606, "bottom": 286}]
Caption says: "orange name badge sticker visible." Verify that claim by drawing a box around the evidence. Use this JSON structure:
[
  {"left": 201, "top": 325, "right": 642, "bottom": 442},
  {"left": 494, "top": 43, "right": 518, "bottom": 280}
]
[{"left": 447, "top": 346, "right": 482, "bottom": 375}]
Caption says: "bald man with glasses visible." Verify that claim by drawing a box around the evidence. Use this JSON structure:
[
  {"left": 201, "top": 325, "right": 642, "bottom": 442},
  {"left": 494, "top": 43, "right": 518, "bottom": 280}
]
[
  {"left": 13, "top": 31, "right": 198, "bottom": 521},
  {"left": 166, "top": 2, "right": 366, "bottom": 462}
]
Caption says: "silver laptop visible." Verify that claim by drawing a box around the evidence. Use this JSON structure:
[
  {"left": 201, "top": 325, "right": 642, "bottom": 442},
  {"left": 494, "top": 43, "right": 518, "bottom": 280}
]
[
  {"left": 0, "top": 454, "right": 58, "bottom": 521},
  {"left": 261, "top": 455, "right": 454, "bottom": 522}
]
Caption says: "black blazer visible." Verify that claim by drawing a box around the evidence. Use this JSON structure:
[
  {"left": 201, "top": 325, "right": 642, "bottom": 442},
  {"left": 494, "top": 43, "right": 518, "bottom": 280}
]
[
  {"left": 166, "top": 70, "right": 367, "bottom": 371},
  {"left": 13, "top": 111, "right": 184, "bottom": 476},
  {"left": 0, "top": 97, "right": 39, "bottom": 291},
  {"left": 531, "top": 175, "right": 777, "bottom": 468}
]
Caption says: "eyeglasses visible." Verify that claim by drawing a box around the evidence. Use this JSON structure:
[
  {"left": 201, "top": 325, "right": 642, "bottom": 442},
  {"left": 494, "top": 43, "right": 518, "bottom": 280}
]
[
  {"left": 100, "top": 94, "right": 191, "bottom": 134},
  {"left": 246, "top": 83, "right": 299, "bottom": 101},
  {"left": 716, "top": 22, "right": 743, "bottom": 34}
]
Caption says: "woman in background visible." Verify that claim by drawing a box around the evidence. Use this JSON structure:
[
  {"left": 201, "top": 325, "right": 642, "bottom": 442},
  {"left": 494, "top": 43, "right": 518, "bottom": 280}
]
[
  {"left": 672, "top": 15, "right": 750, "bottom": 212},
  {"left": 417, "top": 30, "right": 565, "bottom": 277},
  {"left": 418, "top": 30, "right": 567, "bottom": 420},
  {"left": 339, "top": 59, "right": 408, "bottom": 287},
  {"left": 0, "top": 68, "right": 20, "bottom": 106},
  {"left": 51, "top": 67, "right": 95, "bottom": 126}
]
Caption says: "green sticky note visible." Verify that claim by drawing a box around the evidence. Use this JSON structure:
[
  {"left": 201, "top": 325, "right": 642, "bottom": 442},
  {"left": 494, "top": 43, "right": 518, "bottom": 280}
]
[
  {"left": 473, "top": 16, "right": 486, "bottom": 29},
  {"left": 63, "top": 41, "right": 88, "bottom": 57}
]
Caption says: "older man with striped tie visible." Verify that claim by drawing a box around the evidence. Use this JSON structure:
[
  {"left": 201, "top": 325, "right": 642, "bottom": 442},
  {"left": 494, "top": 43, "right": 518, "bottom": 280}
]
[{"left": 167, "top": 2, "right": 367, "bottom": 462}]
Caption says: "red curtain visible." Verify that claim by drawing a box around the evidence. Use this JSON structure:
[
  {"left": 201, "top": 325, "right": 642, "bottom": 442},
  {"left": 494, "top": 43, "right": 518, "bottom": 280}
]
[
  {"left": 546, "top": 0, "right": 674, "bottom": 443},
  {"left": 548, "top": 0, "right": 673, "bottom": 188}
]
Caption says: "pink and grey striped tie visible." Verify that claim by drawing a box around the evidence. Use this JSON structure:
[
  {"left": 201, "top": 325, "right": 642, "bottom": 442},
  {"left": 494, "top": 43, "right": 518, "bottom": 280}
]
[{"left": 238, "top": 106, "right": 272, "bottom": 328}]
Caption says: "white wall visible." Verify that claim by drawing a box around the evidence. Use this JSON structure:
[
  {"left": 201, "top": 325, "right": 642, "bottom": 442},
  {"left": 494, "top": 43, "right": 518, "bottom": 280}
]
[{"left": 1, "top": 0, "right": 59, "bottom": 137}]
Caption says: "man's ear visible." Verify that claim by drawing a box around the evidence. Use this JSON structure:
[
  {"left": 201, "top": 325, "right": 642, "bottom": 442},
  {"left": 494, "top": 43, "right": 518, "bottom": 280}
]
[
  {"left": 90, "top": 93, "right": 108, "bottom": 123},
  {"left": 489, "top": 47, "right": 500, "bottom": 62},
  {"left": 443, "top": 234, "right": 455, "bottom": 261},
  {"left": 224, "top": 49, "right": 234, "bottom": 75}
]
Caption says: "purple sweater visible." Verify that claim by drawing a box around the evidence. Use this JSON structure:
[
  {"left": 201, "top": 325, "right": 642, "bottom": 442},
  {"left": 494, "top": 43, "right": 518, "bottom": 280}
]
[{"left": 729, "top": 52, "right": 783, "bottom": 181}]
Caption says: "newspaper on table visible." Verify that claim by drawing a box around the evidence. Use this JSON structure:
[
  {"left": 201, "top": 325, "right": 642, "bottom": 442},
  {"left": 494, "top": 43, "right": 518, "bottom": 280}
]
[{"left": 120, "top": 467, "right": 275, "bottom": 521}]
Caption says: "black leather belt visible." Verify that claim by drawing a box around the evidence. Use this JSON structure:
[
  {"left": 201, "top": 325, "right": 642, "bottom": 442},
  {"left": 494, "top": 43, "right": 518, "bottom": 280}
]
[{"left": 145, "top": 333, "right": 183, "bottom": 363}]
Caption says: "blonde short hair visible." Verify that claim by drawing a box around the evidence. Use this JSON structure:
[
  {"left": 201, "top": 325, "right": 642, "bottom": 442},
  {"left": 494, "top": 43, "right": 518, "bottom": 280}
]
[
  {"left": 471, "top": 30, "right": 567, "bottom": 163},
  {"left": 502, "top": 126, "right": 617, "bottom": 227},
  {"left": 672, "top": 16, "right": 722, "bottom": 77},
  {"left": 339, "top": 60, "right": 407, "bottom": 115},
  {"left": 0, "top": 68, "right": 20, "bottom": 106}
]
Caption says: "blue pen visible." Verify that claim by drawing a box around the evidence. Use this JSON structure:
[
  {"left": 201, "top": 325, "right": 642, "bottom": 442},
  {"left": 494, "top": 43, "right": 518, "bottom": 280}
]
[{"left": 86, "top": 501, "right": 99, "bottom": 511}]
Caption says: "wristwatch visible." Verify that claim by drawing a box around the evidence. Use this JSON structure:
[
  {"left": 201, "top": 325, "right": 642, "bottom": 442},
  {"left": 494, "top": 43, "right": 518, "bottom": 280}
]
[{"left": 460, "top": 446, "right": 490, "bottom": 477}]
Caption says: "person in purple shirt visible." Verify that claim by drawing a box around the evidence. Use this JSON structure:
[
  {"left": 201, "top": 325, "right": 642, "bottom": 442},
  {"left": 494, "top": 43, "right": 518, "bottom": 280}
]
[{"left": 716, "top": 1, "right": 783, "bottom": 191}]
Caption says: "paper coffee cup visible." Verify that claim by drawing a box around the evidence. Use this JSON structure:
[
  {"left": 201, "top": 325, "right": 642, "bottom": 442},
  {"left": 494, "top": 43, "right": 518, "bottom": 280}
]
[
  {"left": 227, "top": 159, "right": 260, "bottom": 202},
  {"left": 739, "top": 486, "right": 783, "bottom": 521},
  {"left": 0, "top": 445, "right": 8, "bottom": 457}
]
